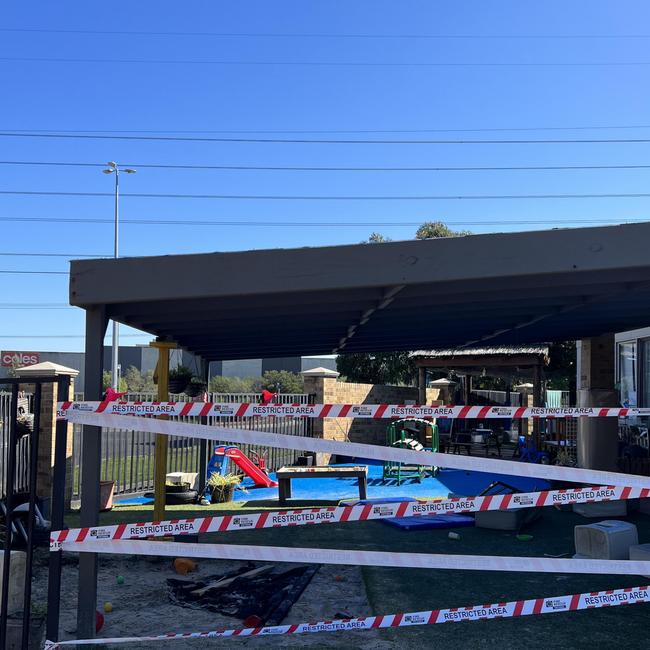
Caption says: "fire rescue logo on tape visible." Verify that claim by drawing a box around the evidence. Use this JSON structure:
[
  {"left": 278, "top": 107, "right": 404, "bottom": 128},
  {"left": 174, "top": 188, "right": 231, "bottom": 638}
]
[
  {"left": 210, "top": 405, "right": 237, "bottom": 416},
  {"left": 544, "top": 598, "right": 568, "bottom": 610},
  {"left": 512, "top": 494, "right": 535, "bottom": 506},
  {"left": 372, "top": 505, "right": 398, "bottom": 517},
  {"left": 72, "top": 402, "right": 96, "bottom": 412},
  {"left": 230, "top": 516, "right": 256, "bottom": 529},
  {"left": 90, "top": 528, "right": 112, "bottom": 540},
  {"left": 350, "top": 406, "right": 373, "bottom": 416}
]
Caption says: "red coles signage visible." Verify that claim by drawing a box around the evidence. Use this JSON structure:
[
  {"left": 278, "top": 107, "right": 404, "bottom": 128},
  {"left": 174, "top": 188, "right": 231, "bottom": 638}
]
[{"left": 1, "top": 351, "right": 40, "bottom": 367}]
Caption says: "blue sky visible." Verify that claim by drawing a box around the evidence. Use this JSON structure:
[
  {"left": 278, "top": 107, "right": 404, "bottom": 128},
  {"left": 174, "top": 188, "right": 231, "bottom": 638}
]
[{"left": 1, "top": 1, "right": 650, "bottom": 352}]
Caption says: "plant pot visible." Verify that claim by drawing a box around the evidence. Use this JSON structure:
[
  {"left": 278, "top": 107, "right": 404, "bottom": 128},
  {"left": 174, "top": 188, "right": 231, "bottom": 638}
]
[
  {"left": 99, "top": 481, "right": 115, "bottom": 511},
  {"left": 168, "top": 378, "right": 190, "bottom": 394},
  {"left": 211, "top": 484, "right": 235, "bottom": 504},
  {"left": 184, "top": 382, "right": 207, "bottom": 397}
]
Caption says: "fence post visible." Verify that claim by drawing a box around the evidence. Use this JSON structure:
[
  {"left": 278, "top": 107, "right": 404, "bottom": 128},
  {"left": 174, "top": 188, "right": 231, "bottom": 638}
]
[{"left": 14, "top": 363, "right": 78, "bottom": 511}]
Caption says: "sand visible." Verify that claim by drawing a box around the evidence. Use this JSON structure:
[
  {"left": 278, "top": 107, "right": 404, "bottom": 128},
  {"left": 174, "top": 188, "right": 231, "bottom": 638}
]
[{"left": 34, "top": 548, "right": 395, "bottom": 648}]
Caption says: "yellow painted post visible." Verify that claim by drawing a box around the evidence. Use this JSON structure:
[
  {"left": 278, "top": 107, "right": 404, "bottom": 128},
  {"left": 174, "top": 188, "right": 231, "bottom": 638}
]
[{"left": 150, "top": 340, "right": 176, "bottom": 521}]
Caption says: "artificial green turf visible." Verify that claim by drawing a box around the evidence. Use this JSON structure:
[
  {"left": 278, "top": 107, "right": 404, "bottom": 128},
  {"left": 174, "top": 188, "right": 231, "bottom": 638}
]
[{"left": 68, "top": 501, "right": 650, "bottom": 649}]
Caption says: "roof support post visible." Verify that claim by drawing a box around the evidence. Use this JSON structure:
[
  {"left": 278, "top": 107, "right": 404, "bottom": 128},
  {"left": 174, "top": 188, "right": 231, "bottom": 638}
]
[
  {"left": 77, "top": 305, "right": 107, "bottom": 638},
  {"left": 150, "top": 340, "right": 176, "bottom": 521},
  {"left": 418, "top": 366, "right": 427, "bottom": 405}
]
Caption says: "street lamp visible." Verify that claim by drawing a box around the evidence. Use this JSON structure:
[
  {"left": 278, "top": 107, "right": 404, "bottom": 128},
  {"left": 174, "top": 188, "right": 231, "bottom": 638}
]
[{"left": 102, "top": 162, "right": 137, "bottom": 390}]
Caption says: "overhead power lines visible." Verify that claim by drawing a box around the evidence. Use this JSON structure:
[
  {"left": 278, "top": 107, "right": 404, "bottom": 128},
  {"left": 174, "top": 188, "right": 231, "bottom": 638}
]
[
  {"left": 0, "top": 251, "right": 108, "bottom": 257},
  {"left": 2, "top": 27, "right": 650, "bottom": 39},
  {"left": 0, "top": 269, "right": 68, "bottom": 275},
  {"left": 0, "top": 217, "right": 647, "bottom": 228},
  {"left": 2, "top": 132, "right": 650, "bottom": 145},
  {"left": 4, "top": 55, "right": 650, "bottom": 68},
  {"left": 5, "top": 123, "right": 650, "bottom": 134},
  {"left": 2, "top": 160, "right": 650, "bottom": 173},
  {"left": 2, "top": 190, "right": 650, "bottom": 201}
]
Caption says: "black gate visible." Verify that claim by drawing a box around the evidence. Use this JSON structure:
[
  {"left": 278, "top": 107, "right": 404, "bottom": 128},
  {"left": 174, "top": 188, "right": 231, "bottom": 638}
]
[{"left": 0, "top": 375, "right": 70, "bottom": 648}]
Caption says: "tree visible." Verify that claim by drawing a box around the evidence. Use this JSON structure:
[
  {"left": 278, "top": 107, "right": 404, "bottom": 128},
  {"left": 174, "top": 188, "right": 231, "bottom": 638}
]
[
  {"left": 102, "top": 370, "right": 127, "bottom": 392},
  {"left": 546, "top": 341, "right": 577, "bottom": 393},
  {"left": 260, "top": 370, "right": 304, "bottom": 394},
  {"left": 123, "top": 365, "right": 156, "bottom": 393},
  {"left": 415, "top": 221, "right": 471, "bottom": 239},
  {"left": 208, "top": 376, "right": 257, "bottom": 393},
  {"left": 367, "top": 232, "right": 392, "bottom": 243},
  {"left": 336, "top": 352, "right": 415, "bottom": 386}
]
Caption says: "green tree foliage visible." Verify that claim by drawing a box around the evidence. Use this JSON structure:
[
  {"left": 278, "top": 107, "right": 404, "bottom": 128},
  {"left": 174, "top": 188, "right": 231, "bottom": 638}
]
[
  {"left": 260, "top": 370, "right": 304, "bottom": 393},
  {"left": 122, "top": 365, "right": 156, "bottom": 392},
  {"left": 415, "top": 221, "right": 471, "bottom": 239},
  {"left": 546, "top": 341, "right": 577, "bottom": 391},
  {"left": 367, "top": 232, "right": 392, "bottom": 243},
  {"left": 336, "top": 352, "right": 415, "bottom": 386},
  {"left": 102, "top": 370, "right": 127, "bottom": 392},
  {"left": 208, "top": 376, "right": 257, "bottom": 393},
  {"left": 208, "top": 371, "right": 304, "bottom": 394}
]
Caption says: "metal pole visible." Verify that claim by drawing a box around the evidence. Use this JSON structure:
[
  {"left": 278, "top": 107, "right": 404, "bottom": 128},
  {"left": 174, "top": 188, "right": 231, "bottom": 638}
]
[
  {"left": 46, "top": 375, "right": 71, "bottom": 642},
  {"left": 22, "top": 382, "right": 42, "bottom": 649},
  {"left": 111, "top": 169, "right": 120, "bottom": 390},
  {"left": 0, "top": 383, "right": 19, "bottom": 649}
]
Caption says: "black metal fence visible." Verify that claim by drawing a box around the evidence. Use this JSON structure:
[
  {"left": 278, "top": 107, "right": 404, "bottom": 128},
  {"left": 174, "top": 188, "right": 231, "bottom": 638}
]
[
  {"left": 70, "top": 392, "right": 315, "bottom": 498},
  {"left": 0, "top": 392, "right": 32, "bottom": 498}
]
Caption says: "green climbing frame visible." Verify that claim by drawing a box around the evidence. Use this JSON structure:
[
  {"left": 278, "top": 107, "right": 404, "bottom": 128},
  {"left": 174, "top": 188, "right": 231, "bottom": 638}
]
[{"left": 382, "top": 418, "right": 439, "bottom": 485}]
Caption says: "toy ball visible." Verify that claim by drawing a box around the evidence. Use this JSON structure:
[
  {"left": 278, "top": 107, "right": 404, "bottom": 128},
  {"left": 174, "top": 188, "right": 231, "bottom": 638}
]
[
  {"left": 95, "top": 610, "right": 105, "bottom": 633},
  {"left": 116, "top": 575, "right": 125, "bottom": 585},
  {"left": 103, "top": 602, "right": 113, "bottom": 613}
]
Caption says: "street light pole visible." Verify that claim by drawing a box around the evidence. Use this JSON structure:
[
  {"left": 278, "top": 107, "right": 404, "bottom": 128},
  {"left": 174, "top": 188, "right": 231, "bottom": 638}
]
[{"left": 102, "top": 162, "right": 136, "bottom": 390}]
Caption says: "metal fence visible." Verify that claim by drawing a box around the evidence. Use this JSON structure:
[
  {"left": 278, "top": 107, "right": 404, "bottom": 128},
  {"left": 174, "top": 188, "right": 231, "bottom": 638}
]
[
  {"left": 0, "top": 392, "right": 31, "bottom": 497},
  {"left": 70, "top": 392, "right": 314, "bottom": 498}
]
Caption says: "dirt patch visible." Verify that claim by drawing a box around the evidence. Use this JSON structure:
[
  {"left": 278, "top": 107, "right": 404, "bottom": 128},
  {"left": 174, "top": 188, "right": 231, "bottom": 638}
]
[{"left": 34, "top": 549, "right": 394, "bottom": 648}]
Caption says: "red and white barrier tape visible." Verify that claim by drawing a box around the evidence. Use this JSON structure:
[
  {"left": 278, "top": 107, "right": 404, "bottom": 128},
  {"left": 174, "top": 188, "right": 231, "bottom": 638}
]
[
  {"left": 50, "top": 484, "right": 646, "bottom": 548},
  {"left": 51, "top": 538, "right": 650, "bottom": 575},
  {"left": 67, "top": 412, "right": 650, "bottom": 489},
  {"left": 44, "top": 584, "right": 650, "bottom": 648},
  {"left": 56, "top": 400, "right": 650, "bottom": 420}
]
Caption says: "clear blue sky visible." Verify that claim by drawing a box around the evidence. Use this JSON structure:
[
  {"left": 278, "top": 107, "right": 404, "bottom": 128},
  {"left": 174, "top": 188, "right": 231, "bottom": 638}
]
[{"left": 1, "top": 1, "right": 649, "bottom": 352}]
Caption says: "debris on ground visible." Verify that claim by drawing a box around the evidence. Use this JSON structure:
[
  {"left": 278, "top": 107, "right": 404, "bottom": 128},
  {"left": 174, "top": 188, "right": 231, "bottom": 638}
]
[{"left": 167, "top": 562, "right": 320, "bottom": 625}]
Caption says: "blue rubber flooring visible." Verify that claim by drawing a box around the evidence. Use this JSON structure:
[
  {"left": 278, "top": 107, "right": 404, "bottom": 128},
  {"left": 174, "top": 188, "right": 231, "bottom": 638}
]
[{"left": 114, "top": 460, "right": 550, "bottom": 506}]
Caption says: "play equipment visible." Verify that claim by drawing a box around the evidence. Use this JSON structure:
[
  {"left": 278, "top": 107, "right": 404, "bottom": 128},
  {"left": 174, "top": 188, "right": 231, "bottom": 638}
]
[
  {"left": 207, "top": 446, "right": 278, "bottom": 489},
  {"left": 516, "top": 435, "right": 551, "bottom": 464},
  {"left": 383, "top": 418, "right": 438, "bottom": 484}
]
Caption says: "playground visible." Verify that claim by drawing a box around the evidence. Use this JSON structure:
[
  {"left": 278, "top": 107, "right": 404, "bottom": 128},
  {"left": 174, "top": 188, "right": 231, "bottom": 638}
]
[{"left": 40, "top": 488, "right": 650, "bottom": 649}]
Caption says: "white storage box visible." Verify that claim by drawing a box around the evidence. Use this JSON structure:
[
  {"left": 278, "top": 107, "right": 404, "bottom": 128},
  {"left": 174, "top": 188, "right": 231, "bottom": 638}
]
[
  {"left": 574, "top": 520, "right": 638, "bottom": 560},
  {"left": 166, "top": 471, "right": 199, "bottom": 490}
]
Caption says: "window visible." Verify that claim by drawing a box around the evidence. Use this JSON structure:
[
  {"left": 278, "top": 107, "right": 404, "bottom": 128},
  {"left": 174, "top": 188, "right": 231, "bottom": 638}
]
[
  {"left": 618, "top": 341, "right": 637, "bottom": 407},
  {"left": 643, "top": 340, "right": 650, "bottom": 407}
]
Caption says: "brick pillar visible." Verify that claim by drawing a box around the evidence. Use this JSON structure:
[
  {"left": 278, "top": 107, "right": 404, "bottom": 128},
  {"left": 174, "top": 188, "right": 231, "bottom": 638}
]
[
  {"left": 16, "top": 363, "right": 78, "bottom": 509},
  {"left": 301, "top": 367, "right": 340, "bottom": 465}
]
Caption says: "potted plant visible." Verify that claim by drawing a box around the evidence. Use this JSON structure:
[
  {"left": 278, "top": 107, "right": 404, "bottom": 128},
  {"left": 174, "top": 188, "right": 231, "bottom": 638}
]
[
  {"left": 184, "top": 376, "right": 207, "bottom": 397},
  {"left": 206, "top": 473, "right": 244, "bottom": 504},
  {"left": 167, "top": 366, "right": 193, "bottom": 394}
]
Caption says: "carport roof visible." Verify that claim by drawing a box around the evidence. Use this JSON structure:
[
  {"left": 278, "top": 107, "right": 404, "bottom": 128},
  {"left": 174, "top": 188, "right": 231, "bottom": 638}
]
[{"left": 69, "top": 223, "right": 650, "bottom": 360}]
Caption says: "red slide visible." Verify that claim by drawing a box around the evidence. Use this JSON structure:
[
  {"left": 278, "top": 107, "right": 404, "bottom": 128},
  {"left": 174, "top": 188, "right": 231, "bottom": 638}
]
[{"left": 224, "top": 448, "right": 278, "bottom": 488}]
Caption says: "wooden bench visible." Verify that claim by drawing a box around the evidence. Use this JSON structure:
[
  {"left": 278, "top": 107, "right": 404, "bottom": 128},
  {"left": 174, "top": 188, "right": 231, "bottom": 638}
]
[{"left": 276, "top": 465, "right": 368, "bottom": 504}]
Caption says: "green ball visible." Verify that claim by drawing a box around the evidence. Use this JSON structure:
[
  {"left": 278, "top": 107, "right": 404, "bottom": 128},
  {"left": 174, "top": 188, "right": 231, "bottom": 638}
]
[{"left": 117, "top": 575, "right": 125, "bottom": 585}]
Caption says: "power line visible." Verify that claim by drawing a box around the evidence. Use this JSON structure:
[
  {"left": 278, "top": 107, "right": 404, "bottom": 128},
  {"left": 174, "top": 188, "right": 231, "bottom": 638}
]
[
  {"left": 2, "top": 132, "right": 650, "bottom": 145},
  {"left": 2, "top": 27, "right": 649, "bottom": 39},
  {"left": 3, "top": 190, "right": 650, "bottom": 201},
  {"left": 0, "top": 269, "right": 68, "bottom": 275},
  {"left": 0, "top": 251, "right": 108, "bottom": 257},
  {"left": 5, "top": 124, "right": 650, "bottom": 134},
  {"left": 2, "top": 160, "right": 650, "bottom": 173},
  {"left": 0, "top": 216, "right": 647, "bottom": 228},
  {"left": 4, "top": 55, "right": 650, "bottom": 68},
  {"left": 0, "top": 333, "right": 148, "bottom": 339}
]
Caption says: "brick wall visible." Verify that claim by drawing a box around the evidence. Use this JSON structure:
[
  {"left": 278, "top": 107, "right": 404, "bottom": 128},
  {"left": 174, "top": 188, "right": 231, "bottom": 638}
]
[{"left": 303, "top": 373, "right": 441, "bottom": 463}]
